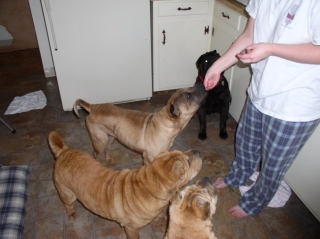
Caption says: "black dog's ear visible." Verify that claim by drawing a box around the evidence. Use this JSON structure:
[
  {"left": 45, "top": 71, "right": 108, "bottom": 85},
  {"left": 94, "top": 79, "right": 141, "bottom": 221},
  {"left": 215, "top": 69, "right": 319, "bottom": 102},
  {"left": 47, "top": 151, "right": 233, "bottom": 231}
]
[{"left": 196, "top": 55, "right": 204, "bottom": 70}]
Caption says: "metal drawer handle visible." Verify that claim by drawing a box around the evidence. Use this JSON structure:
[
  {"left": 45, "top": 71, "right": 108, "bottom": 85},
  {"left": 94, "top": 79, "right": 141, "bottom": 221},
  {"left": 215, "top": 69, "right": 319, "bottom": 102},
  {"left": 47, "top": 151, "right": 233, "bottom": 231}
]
[
  {"left": 222, "top": 12, "right": 230, "bottom": 19},
  {"left": 177, "top": 7, "right": 192, "bottom": 11},
  {"left": 162, "top": 30, "right": 166, "bottom": 45}
]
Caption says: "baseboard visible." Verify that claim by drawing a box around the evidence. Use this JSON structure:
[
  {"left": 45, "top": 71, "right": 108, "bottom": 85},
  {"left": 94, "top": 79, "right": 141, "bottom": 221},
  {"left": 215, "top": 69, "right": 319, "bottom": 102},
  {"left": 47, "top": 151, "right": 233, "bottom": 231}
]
[{"left": 44, "top": 67, "right": 56, "bottom": 78}]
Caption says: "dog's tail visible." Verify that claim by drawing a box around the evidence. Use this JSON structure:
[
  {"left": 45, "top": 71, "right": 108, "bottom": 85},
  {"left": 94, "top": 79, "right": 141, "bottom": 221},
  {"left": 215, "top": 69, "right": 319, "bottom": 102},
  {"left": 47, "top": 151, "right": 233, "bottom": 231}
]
[
  {"left": 48, "top": 131, "right": 69, "bottom": 159},
  {"left": 73, "top": 99, "right": 91, "bottom": 118}
]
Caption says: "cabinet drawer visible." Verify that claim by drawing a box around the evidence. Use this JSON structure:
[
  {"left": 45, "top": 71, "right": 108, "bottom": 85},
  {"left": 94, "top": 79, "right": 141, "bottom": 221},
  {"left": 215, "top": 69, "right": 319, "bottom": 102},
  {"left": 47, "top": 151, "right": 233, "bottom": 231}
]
[
  {"left": 158, "top": 1, "right": 209, "bottom": 17},
  {"left": 214, "top": 2, "right": 241, "bottom": 30}
]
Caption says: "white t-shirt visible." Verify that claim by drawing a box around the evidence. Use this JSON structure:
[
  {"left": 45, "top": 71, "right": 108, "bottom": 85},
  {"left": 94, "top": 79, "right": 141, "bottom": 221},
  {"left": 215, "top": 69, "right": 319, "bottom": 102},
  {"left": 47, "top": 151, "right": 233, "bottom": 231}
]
[{"left": 246, "top": 0, "right": 320, "bottom": 122}]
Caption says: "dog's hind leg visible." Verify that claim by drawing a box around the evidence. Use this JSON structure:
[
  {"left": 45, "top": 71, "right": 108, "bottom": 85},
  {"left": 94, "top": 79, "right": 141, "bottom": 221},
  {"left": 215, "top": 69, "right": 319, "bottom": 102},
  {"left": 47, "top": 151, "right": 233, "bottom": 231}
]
[
  {"left": 54, "top": 179, "right": 78, "bottom": 220},
  {"left": 85, "top": 118, "right": 109, "bottom": 161},
  {"left": 86, "top": 125, "right": 109, "bottom": 162},
  {"left": 90, "top": 134, "right": 107, "bottom": 161}
]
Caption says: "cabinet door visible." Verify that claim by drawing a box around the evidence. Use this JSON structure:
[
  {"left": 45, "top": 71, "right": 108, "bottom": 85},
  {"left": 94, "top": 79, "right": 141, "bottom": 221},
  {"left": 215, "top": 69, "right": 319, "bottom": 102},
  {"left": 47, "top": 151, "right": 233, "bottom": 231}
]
[
  {"left": 285, "top": 124, "right": 320, "bottom": 221},
  {"left": 211, "top": 19, "right": 251, "bottom": 122},
  {"left": 210, "top": 22, "right": 236, "bottom": 86},
  {"left": 154, "top": 19, "right": 211, "bottom": 91}
]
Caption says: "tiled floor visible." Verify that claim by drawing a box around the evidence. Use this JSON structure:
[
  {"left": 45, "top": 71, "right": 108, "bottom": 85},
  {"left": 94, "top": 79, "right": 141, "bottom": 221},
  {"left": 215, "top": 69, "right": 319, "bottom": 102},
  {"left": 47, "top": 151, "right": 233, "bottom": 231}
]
[{"left": 0, "top": 49, "right": 319, "bottom": 239}]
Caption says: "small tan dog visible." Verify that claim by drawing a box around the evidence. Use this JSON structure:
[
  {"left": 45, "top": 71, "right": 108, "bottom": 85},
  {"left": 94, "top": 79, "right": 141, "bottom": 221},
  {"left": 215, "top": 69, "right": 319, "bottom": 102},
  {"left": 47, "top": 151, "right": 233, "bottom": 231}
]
[
  {"left": 165, "top": 177, "right": 218, "bottom": 239},
  {"left": 73, "top": 82, "right": 207, "bottom": 164},
  {"left": 48, "top": 131, "right": 202, "bottom": 239}
]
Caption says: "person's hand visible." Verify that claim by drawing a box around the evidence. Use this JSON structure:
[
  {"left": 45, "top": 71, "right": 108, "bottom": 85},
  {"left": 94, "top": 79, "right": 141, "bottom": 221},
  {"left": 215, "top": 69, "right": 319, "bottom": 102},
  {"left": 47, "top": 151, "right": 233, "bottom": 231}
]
[
  {"left": 236, "top": 43, "right": 271, "bottom": 64},
  {"left": 204, "top": 66, "right": 221, "bottom": 90}
]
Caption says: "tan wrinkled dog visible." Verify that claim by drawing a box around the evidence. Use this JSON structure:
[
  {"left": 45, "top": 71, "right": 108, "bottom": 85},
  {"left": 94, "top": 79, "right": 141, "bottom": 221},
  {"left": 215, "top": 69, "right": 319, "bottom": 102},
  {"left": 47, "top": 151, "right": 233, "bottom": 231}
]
[
  {"left": 73, "top": 83, "right": 207, "bottom": 164},
  {"left": 48, "top": 131, "right": 202, "bottom": 239},
  {"left": 165, "top": 177, "right": 218, "bottom": 239}
]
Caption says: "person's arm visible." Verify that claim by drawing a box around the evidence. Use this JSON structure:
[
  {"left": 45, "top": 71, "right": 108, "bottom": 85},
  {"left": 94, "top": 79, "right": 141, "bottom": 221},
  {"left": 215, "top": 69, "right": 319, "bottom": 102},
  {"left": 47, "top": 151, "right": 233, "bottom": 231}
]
[
  {"left": 204, "top": 17, "right": 255, "bottom": 90},
  {"left": 237, "top": 43, "right": 320, "bottom": 64}
]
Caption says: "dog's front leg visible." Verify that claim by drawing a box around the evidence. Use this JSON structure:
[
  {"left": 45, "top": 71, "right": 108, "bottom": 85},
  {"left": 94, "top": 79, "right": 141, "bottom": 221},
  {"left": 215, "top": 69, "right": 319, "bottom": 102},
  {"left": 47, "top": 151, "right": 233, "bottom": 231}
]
[
  {"left": 197, "top": 106, "right": 207, "bottom": 140},
  {"left": 104, "top": 136, "right": 115, "bottom": 164},
  {"left": 142, "top": 151, "right": 151, "bottom": 165},
  {"left": 124, "top": 225, "right": 141, "bottom": 239},
  {"left": 219, "top": 102, "right": 229, "bottom": 140}
]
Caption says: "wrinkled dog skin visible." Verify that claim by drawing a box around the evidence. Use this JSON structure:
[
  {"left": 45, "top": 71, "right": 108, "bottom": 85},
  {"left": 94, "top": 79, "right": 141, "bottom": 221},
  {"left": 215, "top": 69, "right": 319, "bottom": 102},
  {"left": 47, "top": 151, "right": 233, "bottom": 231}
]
[
  {"left": 165, "top": 177, "right": 218, "bottom": 239},
  {"left": 195, "top": 50, "right": 232, "bottom": 140},
  {"left": 48, "top": 131, "right": 202, "bottom": 239},
  {"left": 73, "top": 83, "right": 207, "bottom": 164}
]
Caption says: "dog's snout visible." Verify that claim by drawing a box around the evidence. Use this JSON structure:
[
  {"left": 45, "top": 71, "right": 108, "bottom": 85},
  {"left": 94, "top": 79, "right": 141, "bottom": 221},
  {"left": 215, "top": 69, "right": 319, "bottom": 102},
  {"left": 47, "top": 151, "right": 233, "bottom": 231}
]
[
  {"left": 195, "top": 82, "right": 206, "bottom": 92},
  {"left": 185, "top": 149, "right": 200, "bottom": 157},
  {"left": 184, "top": 149, "right": 201, "bottom": 159},
  {"left": 195, "top": 81, "right": 204, "bottom": 88},
  {"left": 193, "top": 83, "right": 207, "bottom": 103},
  {"left": 192, "top": 149, "right": 200, "bottom": 157},
  {"left": 199, "top": 177, "right": 214, "bottom": 186}
]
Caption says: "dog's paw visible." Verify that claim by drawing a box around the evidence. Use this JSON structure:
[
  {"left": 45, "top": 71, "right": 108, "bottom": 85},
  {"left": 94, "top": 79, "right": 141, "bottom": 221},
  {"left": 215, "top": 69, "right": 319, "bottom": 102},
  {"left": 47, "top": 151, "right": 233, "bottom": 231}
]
[
  {"left": 68, "top": 212, "right": 77, "bottom": 220},
  {"left": 198, "top": 133, "right": 207, "bottom": 141},
  {"left": 107, "top": 158, "right": 115, "bottom": 164},
  {"left": 219, "top": 131, "right": 228, "bottom": 140}
]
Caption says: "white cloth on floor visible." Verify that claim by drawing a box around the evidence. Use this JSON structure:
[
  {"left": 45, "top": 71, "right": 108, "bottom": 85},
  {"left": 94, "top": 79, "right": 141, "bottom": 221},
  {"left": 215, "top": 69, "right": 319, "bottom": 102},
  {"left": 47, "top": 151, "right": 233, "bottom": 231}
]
[
  {"left": 4, "top": 90, "right": 47, "bottom": 115},
  {"left": 239, "top": 171, "right": 292, "bottom": 208}
]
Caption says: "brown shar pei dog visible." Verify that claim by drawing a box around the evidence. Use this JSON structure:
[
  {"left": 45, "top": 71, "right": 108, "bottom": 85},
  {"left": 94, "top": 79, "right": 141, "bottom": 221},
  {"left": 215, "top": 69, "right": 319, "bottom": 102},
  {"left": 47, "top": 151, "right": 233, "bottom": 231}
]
[
  {"left": 165, "top": 177, "right": 218, "bottom": 239},
  {"left": 48, "top": 131, "right": 202, "bottom": 239},
  {"left": 73, "top": 82, "right": 207, "bottom": 165}
]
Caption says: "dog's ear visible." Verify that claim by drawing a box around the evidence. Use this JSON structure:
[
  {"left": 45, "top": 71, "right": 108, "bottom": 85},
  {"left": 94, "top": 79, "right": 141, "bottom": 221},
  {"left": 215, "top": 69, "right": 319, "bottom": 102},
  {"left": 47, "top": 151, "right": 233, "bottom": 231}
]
[
  {"left": 193, "top": 197, "right": 212, "bottom": 220},
  {"left": 170, "top": 103, "right": 180, "bottom": 117},
  {"left": 172, "top": 161, "right": 185, "bottom": 178},
  {"left": 197, "top": 177, "right": 217, "bottom": 198},
  {"left": 196, "top": 57, "right": 201, "bottom": 69},
  {"left": 170, "top": 190, "right": 183, "bottom": 204}
]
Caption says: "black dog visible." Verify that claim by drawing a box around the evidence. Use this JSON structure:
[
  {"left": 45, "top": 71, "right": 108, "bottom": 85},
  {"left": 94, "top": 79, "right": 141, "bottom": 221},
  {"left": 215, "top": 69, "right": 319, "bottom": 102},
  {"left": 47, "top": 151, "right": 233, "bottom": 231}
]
[{"left": 195, "top": 50, "right": 232, "bottom": 140}]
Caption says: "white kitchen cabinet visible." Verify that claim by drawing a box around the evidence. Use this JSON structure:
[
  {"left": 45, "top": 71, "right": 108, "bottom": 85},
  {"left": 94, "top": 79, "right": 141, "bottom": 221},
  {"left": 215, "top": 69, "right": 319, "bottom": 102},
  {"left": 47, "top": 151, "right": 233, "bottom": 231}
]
[
  {"left": 212, "top": 2, "right": 320, "bottom": 222},
  {"left": 210, "top": 1, "right": 251, "bottom": 121},
  {"left": 152, "top": 0, "right": 214, "bottom": 91},
  {"left": 285, "top": 124, "right": 320, "bottom": 221},
  {"left": 40, "top": 0, "right": 152, "bottom": 110}
]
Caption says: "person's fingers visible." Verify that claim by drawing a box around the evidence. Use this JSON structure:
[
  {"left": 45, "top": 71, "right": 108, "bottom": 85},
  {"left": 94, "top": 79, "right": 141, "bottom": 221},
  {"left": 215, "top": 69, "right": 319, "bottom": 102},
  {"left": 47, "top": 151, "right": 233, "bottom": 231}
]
[{"left": 204, "top": 79, "right": 218, "bottom": 90}]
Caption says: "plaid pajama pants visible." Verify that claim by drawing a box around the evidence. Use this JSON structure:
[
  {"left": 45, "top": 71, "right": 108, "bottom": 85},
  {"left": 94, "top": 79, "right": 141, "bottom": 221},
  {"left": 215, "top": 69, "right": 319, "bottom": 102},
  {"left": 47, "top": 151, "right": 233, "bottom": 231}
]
[{"left": 225, "top": 98, "right": 320, "bottom": 215}]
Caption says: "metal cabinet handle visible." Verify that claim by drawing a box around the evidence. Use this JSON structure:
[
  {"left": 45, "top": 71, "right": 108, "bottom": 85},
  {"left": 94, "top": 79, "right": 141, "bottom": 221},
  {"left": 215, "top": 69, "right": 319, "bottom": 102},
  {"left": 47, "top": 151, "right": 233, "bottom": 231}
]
[
  {"left": 204, "top": 26, "right": 209, "bottom": 35},
  {"left": 162, "top": 30, "right": 166, "bottom": 45},
  {"left": 177, "top": 7, "right": 192, "bottom": 11},
  {"left": 222, "top": 12, "right": 230, "bottom": 19}
]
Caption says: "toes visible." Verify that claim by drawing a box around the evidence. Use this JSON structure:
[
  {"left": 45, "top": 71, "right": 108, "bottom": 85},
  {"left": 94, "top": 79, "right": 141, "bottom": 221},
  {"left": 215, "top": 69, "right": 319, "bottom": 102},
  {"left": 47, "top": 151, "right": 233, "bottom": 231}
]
[
  {"left": 227, "top": 206, "right": 248, "bottom": 218},
  {"left": 107, "top": 158, "right": 115, "bottom": 164}
]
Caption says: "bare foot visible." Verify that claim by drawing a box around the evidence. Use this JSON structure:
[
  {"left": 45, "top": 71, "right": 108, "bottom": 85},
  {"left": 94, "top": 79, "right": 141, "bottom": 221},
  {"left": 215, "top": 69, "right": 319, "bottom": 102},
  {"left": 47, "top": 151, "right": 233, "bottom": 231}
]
[
  {"left": 214, "top": 177, "right": 227, "bottom": 189},
  {"left": 228, "top": 205, "right": 248, "bottom": 218}
]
